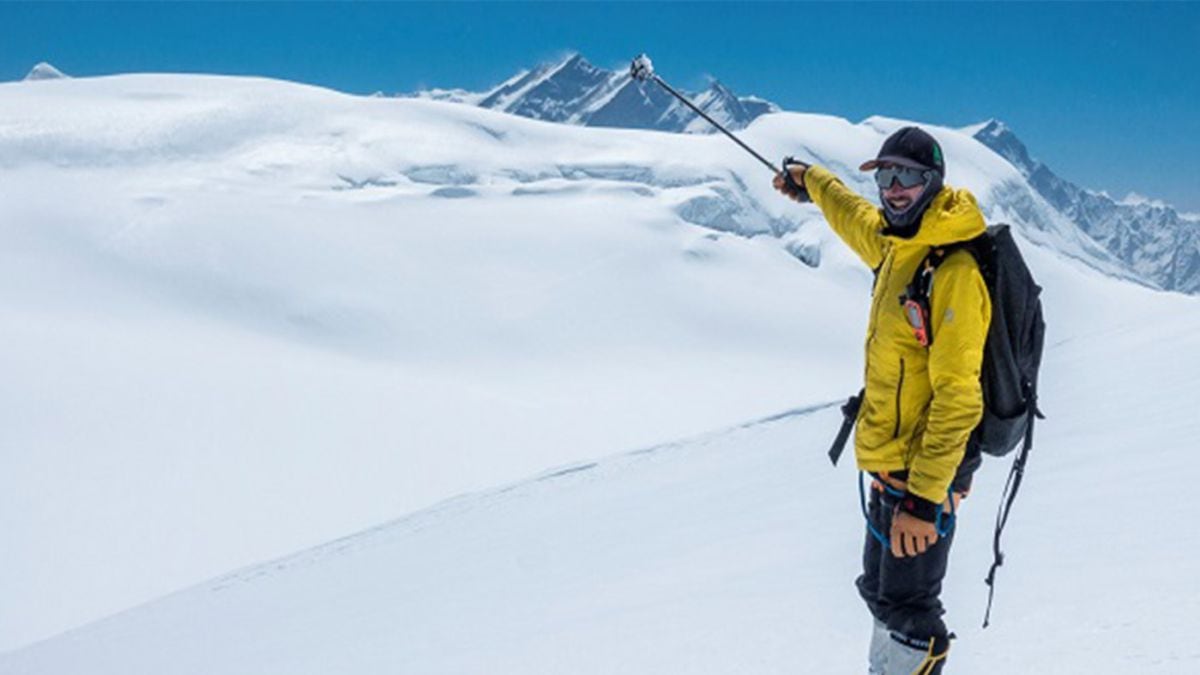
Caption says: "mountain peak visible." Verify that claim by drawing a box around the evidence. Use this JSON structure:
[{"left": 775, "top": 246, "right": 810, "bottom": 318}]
[
  {"left": 547, "top": 52, "right": 596, "bottom": 76},
  {"left": 414, "top": 52, "right": 779, "bottom": 135},
  {"left": 557, "top": 51, "right": 584, "bottom": 67},
  {"left": 25, "top": 62, "right": 68, "bottom": 81},
  {"left": 962, "top": 118, "right": 1012, "bottom": 141},
  {"left": 706, "top": 78, "right": 736, "bottom": 97},
  {"left": 1119, "top": 192, "right": 1170, "bottom": 210},
  {"left": 967, "top": 118, "right": 1037, "bottom": 178},
  {"left": 979, "top": 118, "right": 1008, "bottom": 135}
]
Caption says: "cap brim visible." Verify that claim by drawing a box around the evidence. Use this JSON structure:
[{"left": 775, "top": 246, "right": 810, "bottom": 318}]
[{"left": 859, "top": 155, "right": 931, "bottom": 172}]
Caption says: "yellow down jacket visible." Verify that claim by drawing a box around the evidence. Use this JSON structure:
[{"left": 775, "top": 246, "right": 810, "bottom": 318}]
[{"left": 804, "top": 165, "right": 992, "bottom": 504}]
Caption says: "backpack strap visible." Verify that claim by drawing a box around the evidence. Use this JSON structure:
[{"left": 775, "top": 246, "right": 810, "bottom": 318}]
[
  {"left": 982, "top": 377, "right": 1046, "bottom": 628},
  {"left": 982, "top": 392, "right": 1037, "bottom": 627},
  {"left": 899, "top": 235, "right": 992, "bottom": 349},
  {"left": 899, "top": 257, "right": 936, "bottom": 347}
]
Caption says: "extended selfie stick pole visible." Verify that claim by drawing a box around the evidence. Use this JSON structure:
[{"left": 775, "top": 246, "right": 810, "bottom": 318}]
[{"left": 629, "top": 54, "right": 781, "bottom": 176}]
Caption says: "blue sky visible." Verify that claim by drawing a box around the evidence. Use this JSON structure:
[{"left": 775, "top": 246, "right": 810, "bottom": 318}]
[{"left": 2, "top": 2, "right": 1197, "bottom": 211}]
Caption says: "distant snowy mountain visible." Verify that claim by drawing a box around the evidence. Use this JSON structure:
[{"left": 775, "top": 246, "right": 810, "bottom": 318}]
[
  {"left": 413, "top": 53, "right": 779, "bottom": 134},
  {"left": 24, "top": 62, "right": 68, "bottom": 81},
  {"left": 969, "top": 119, "right": 1199, "bottom": 294}
]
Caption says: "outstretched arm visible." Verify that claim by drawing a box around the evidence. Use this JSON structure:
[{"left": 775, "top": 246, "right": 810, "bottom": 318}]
[{"left": 775, "top": 164, "right": 887, "bottom": 269}]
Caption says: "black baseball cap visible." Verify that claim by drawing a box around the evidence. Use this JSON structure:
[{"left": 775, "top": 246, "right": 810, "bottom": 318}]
[{"left": 859, "top": 126, "right": 945, "bottom": 177}]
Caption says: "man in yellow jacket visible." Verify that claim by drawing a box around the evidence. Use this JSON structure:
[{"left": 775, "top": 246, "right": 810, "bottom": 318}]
[{"left": 775, "top": 127, "right": 990, "bottom": 674}]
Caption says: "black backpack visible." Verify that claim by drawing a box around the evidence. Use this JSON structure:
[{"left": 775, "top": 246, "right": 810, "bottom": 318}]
[{"left": 904, "top": 223, "right": 1046, "bottom": 627}]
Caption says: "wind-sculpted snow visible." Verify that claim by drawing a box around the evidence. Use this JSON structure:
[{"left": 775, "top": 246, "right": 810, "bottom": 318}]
[
  {"left": 402, "top": 164, "right": 479, "bottom": 185},
  {"left": 334, "top": 174, "right": 398, "bottom": 190},
  {"left": 675, "top": 187, "right": 758, "bottom": 235},
  {"left": 784, "top": 238, "right": 822, "bottom": 269},
  {"left": 673, "top": 185, "right": 800, "bottom": 239},
  {"left": 398, "top": 160, "right": 799, "bottom": 243},
  {"left": 429, "top": 186, "right": 478, "bottom": 199}
]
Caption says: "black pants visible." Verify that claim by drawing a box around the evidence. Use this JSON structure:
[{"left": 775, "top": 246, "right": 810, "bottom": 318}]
[{"left": 856, "top": 485, "right": 954, "bottom": 641}]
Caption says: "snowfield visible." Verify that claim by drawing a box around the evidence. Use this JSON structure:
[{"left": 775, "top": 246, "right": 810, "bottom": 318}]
[{"left": 0, "top": 73, "right": 1197, "bottom": 673}]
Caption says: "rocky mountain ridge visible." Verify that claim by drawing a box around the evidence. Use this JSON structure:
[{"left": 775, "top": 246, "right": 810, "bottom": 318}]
[
  {"left": 413, "top": 53, "right": 778, "bottom": 134},
  {"left": 970, "top": 119, "right": 1198, "bottom": 294}
]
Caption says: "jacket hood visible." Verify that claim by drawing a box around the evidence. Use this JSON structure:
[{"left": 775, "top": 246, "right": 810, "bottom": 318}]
[{"left": 885, "top": 186, "right": 987, "bottom": 249}]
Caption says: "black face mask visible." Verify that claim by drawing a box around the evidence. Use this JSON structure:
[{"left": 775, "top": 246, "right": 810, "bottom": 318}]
[{"left": 881, "top": 171, "right": 943, "bottom": 237}]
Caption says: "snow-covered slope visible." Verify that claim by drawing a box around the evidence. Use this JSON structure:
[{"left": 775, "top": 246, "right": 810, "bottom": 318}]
[
  {"left": 415, "top": 53, "right": 779, "bottom": 134},
  {"left": 970, "top": 119, "right": 1200, "bottom": 294},
  {"left": 0, "top": 73, "right": 867, "bottom": 651},
  {"left": 0, "top": 72, "right": 1191, "bottom": 667},
  {"left": 4, "top": 252, "right": 1198, "bottom": 673}
]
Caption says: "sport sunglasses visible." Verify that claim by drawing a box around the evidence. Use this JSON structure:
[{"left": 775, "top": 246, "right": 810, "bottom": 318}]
[{"left": 874, "top": 165, "right": 931, "bottom": 190}]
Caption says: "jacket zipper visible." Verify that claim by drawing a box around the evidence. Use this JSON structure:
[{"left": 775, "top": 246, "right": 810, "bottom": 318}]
[
  {"left": 867, "top": 253, "right": 896, "bottom": 346},
  {"left": 893, "top": 357, "right": 906, "bottom": 439}
]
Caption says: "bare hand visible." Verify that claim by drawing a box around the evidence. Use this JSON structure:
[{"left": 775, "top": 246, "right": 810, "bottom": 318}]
[{"left": 890, "top": 510, "right": 939, "bottom": 558}]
